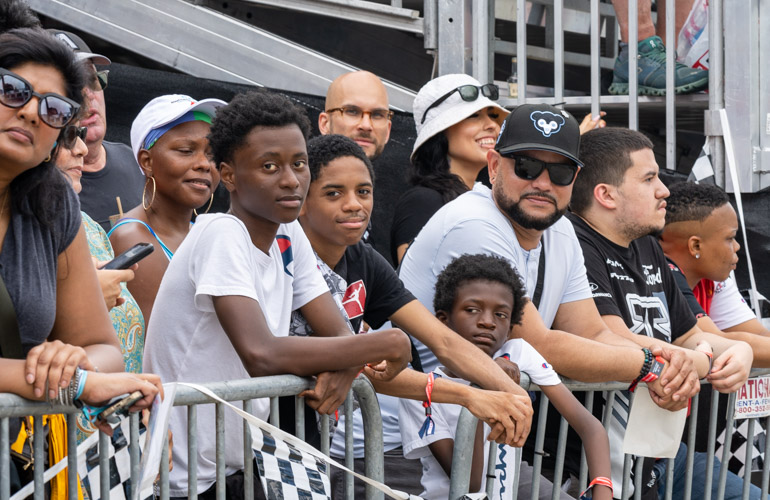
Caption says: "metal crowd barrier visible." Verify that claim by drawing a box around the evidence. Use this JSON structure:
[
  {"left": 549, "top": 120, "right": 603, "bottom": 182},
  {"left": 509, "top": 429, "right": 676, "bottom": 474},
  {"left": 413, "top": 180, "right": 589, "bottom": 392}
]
[
  {"left": 0, "top": 374, "right": 384, "bottom": 500},
  {"left": 450, "top": 369, "right": 770, "bottom": 500}
]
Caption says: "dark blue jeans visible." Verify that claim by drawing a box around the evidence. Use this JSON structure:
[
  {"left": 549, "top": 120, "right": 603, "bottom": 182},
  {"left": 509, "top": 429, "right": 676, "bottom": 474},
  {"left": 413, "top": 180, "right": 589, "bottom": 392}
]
[{"left": 655, "top": 442, "right": 765, "bottom": 499}]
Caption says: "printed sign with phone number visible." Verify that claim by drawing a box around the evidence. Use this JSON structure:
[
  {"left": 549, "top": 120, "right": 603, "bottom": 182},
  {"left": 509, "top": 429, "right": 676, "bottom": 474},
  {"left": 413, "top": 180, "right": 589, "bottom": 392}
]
[{"left": 734, "top": 376, "right": 770, "bottom": 419}]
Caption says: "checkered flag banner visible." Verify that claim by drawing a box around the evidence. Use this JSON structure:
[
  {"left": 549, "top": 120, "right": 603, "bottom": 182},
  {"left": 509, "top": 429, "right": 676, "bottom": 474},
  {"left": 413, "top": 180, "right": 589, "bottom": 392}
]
[
  {"left": 78, "top": 418, "right": 150, "bottom": 500},
  {"left": 254, "top": 427, "right": 331, "bottom": 499},
  {"left": 179, "top": 383, "right": 423, "bottom": 500},
  {"left": 688, "top": 141, "right": 716, "bottom": 184},
  {"left": 716, "top": 419, "right": 767, "bottom": 476}
]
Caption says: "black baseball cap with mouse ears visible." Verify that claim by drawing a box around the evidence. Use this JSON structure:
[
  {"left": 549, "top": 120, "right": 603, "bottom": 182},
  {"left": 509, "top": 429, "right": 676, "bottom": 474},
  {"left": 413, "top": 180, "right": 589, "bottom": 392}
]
[{"left": 494, "top": 103, "right": 583, "bottom": 167}]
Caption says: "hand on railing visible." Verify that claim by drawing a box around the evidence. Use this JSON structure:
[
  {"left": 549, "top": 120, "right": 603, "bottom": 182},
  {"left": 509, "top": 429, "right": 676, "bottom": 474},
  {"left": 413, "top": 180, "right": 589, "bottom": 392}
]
[
  {"left": 25, "top": 339, "right": 95, "bottom": 399},
  {"left": 300, "top": 368, "right": 359, "bottom": 414},
  {"left": 647, "top": 345, "right": 700, "bottom": 411},
  {"left": 708, "top": 341, "right": 753, "bottom": 393},
  {"left": 464, "top": 387, "right": 533, "bottom": 447},
  {"left": 82, "top": 371, "right": 163, "bottom": 434},
  {"left": 362, "top": 329, "right": 412, "bottom": 381},
  {"left": 494, "top": 357, "right": 521, "bottom": 385}
]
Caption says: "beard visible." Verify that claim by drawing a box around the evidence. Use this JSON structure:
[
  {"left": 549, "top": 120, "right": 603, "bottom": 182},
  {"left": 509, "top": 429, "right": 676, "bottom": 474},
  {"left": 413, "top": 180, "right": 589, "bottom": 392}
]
[
  {"left": 619, "top": 220, "right": 664, "bottom": 242},
  {"left": 494, "top": 184, "right": 567, "bottom": 231}
]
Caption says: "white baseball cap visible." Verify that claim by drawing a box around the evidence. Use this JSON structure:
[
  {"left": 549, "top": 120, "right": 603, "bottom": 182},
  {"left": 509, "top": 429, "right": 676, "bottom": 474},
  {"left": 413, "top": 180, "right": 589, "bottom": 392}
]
[
  {"left": 130, "top": 94, "right": 226, "bottom": 161},
  {"left": 411, "top": 74, "right": 508, "bottom": 161}
]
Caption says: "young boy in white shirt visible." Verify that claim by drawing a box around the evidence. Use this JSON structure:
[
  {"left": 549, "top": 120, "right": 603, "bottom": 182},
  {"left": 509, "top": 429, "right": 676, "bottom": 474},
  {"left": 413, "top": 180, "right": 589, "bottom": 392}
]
[
  {"left": 399, "top": 254, "right": 613, "bottom": 500},
  {"left": 142, "top": 91, "right": 411, "bottom": 499}
]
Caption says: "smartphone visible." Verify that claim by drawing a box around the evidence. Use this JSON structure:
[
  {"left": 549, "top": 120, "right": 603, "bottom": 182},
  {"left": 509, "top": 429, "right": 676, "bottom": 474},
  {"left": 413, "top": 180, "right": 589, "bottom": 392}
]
[
  {"left": 97, "top": 391, "right": 144, "bottom": 424},
  {"left": 101, "top": 242, "right": 154, "bottom": 270}
]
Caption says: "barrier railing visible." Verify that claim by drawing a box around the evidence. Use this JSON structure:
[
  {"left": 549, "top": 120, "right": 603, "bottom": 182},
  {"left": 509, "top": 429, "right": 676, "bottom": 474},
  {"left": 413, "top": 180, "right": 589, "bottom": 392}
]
[
  {"left": 5, "top": 369, "right": 768, "bottom": 500},
  {"left": 0, "top": 374, "right": 384, "bottom": 500},
  {"left": 449, "top": 369, "right": 770, "bottom": 500}
]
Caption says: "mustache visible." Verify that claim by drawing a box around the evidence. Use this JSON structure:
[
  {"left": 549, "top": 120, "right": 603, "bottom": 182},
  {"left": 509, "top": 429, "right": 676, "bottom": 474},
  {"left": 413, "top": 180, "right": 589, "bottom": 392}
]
[{"left": 521, "top": 191, "right": 557, "bottom": 204}]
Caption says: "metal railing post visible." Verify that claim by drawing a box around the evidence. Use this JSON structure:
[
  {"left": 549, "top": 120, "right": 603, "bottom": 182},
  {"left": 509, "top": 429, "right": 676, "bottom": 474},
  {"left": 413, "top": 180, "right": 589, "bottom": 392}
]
[
  {"left": 708, "top": 0, "right": 725, "bottom": 187},
  {"left": 628, "top": 0, "right": 639, "bottom": 130},
  {"left": 447, "top": 406, "right": 479, "bottom": 499},
  {"left": 354, "top": 377, "right": 384, "bottom": 500},
  {"left": 665, "top": 0, "right": 676, "bottom": 171}
]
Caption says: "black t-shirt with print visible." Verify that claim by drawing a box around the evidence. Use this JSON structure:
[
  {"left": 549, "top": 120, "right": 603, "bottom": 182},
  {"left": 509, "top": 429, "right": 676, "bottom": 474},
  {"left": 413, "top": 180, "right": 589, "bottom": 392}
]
[
  {"left": 569, "top": 213, "right": 696, "bottom": 341},
  {"left": 335, "top": 240, "right": 415, "bottom": 333},
  {"left": 279, "top": 240, "right": 415, "bottom": 445},
  {"left": 525, "top": 213, "right": 696, "bottom": 496}
]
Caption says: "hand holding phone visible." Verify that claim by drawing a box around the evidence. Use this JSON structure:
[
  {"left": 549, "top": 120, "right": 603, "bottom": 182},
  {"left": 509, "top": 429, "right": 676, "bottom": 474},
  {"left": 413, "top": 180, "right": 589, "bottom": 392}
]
[
  {"left": 97, "top": 390, "right": 145, "bottom": 424},
  {"left": 101, "top": 242, "right": 154, "bottom": 270}
]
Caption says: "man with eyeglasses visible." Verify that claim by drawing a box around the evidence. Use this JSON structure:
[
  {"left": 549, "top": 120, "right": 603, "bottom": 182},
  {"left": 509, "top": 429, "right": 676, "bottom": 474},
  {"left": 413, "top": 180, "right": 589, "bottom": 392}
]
[
  {"left": 50, "top": 30, "right": 146, "bottom": 232},
  {"left": 319, "top": 71, "right": 392, "bottom": 161},
  {"left": 398, "top": 103, "right": 701, "bottom": 496}
]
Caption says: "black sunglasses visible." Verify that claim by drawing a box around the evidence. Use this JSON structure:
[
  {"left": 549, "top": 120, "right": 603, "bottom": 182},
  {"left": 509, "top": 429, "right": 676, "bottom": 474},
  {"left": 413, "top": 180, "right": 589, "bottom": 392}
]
[
  {"left": 85, "top": 69, "right": 109, "bottom": 92},
  {"left": 505, "top": 153, "right": 580, "bottom": 186},
  {"left": 61, "top": 125, "right": 87, "bottom": 150},
  {"left": 420, "top": 83, "right": 499, "bottom": 124},
  {"left": 0, "top": 68, "right": 80, "bottom": 129}
]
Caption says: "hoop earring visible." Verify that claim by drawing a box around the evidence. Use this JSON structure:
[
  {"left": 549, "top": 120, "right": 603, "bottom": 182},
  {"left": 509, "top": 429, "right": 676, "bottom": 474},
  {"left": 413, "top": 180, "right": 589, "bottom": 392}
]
[
  {"left": 194, "top": 194, "right": 215, "bottom": 217},
  {"left": 45, "top": 153, "right": 52, "bottom": 163},
  {"left": 142, "top": 176, "right": 156, "bottom": 210}
]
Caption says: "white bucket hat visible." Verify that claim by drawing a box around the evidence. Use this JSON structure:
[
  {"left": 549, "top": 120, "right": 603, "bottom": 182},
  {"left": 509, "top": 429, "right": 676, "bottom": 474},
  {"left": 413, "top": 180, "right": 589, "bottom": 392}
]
[{"left": 411, "top": 73, "right": 509, "bottom": 161}]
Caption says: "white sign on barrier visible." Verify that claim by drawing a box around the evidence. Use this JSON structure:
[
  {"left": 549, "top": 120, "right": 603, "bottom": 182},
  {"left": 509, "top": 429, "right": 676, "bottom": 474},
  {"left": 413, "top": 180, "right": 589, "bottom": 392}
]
[{"left": 734, "top": 376, "right": 770, "bottom": 419}]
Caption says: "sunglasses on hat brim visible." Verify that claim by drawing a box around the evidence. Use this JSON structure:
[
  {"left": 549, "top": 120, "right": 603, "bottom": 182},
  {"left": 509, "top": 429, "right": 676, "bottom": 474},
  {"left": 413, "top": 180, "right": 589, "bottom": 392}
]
[
  {"left": 421, "top": 83, "right": 500, "bottom": 124},
  {"left": 0, "top": 68, "right": 80, "bottom": 129},
  {"left": 504, "top": 153, "right": 581, "bottom": 186}
]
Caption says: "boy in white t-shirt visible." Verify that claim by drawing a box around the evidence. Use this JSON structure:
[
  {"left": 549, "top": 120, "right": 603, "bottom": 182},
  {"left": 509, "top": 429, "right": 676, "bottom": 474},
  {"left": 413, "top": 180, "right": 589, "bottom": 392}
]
[
  {"left": 400, "top": 254, "right": 613, "bottom": 500},
  {"left": 142, "top": 90, "right": 411, "bottom": 499}
]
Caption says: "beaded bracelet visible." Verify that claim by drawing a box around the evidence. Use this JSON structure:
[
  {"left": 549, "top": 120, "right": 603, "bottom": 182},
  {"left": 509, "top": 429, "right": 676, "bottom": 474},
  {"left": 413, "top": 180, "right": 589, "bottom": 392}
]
[{"left": 628, "top": 347, "right": 654, "bottom": 392}]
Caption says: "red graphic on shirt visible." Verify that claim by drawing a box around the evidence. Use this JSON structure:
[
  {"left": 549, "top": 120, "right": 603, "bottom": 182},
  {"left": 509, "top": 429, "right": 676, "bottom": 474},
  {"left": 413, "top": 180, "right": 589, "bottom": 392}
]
[{"left": 342, "top": 280, "right": 366, "bottom": 319}]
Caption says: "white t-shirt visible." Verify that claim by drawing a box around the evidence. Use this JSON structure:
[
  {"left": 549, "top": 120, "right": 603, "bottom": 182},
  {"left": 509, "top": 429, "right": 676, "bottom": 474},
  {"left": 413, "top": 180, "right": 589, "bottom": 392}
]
[
  {"left": 143, "top": 214, "right": 328, "bottom": 497},
  {"left": 399, "top": 339, "right": 560, "bottom": 500},
  {"left": 399, "top": 183, "right": 592, "bottom": 373},
  {"left": 710, "top": 276, "right": 757, "bottom": 330}
]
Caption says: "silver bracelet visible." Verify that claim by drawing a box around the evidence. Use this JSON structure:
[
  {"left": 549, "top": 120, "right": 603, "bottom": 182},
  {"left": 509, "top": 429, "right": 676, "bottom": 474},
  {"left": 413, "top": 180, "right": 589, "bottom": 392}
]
[{"left": 45, "top": 369, "right": 81, "bottom": 406}]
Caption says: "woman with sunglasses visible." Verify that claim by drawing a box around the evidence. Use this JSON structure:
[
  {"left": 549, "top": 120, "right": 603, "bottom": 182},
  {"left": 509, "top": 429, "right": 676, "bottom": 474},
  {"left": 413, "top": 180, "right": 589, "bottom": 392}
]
[
  {"left": 0, "top": 28, "right": 162, "bottom": 482},
  {"left": 390, "top": 74, "right": 508, "bottom": 264},
  {"left": 108, "top": 95, "right": 224, "bottom": 325},
  {"left": 56, "top": 123, "right": 145, "bottom": 374}
]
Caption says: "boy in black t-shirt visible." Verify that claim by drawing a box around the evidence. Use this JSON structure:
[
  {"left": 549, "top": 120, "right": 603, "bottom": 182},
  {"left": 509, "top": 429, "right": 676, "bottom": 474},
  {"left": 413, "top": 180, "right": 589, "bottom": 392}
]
[
  {"left": 289, "top": 134, "right": 546, "bottom": 498},
  {"left": 567, "top": 127, "right": 757, "bottom": 499}
]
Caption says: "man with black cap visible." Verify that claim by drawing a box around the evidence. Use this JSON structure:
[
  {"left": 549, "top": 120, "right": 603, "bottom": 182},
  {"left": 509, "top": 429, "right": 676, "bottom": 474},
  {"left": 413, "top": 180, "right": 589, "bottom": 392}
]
[
  {"left": 50, "top": 30, "right": 146, "bottom": 231},
  {"left": 398, "top": 103, "right": 702, "bottom": 493}
]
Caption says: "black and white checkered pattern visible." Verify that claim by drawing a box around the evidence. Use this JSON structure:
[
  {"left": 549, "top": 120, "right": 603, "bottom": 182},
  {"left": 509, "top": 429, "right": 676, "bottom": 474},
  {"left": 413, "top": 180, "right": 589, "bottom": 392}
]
[
  {"left": 253, "top": 426, "right": 331, "bottom": 500},
  {"left": 76, "top": 419, "right": 150, "bottom": 500},
  {"left": 715, "top": 419, "right": 766, "bottom": 476}
]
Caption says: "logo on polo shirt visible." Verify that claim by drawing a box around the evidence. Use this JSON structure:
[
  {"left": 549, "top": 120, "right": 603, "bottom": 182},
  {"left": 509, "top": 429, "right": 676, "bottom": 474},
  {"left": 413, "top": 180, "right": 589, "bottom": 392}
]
[
  {"left": 276, "top": 235, "right": 294, "bottom": 277},
  {"left": 342, "top": 280, "right": 366, "bottom": 319}
]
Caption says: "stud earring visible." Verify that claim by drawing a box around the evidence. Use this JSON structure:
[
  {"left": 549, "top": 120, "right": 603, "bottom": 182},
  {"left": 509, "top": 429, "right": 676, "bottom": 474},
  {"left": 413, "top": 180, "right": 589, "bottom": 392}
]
[{"left": 695, "top": 253, "right": 700, "bottom": 259}]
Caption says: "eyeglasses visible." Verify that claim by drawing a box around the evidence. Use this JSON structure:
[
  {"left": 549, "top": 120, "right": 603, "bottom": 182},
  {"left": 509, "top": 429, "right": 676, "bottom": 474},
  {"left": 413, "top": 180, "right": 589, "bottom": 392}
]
[
  {"left": 326, "top": 106, "right": 394, "bottom": 123},
  {"left": 85, "top": 69, "right": 109, "bottom": 92},
  {"left": 420, "top": 83, "right": 500, "bottom": 124},
  {"left": 505, "top": 153, "right": 580, "bottom": 186},
  {"left": 0, "top": 68, "right": 80, "bottom": 129},
  {"left": 61, "top": 125, "right": 87, "bottom": 149}
]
